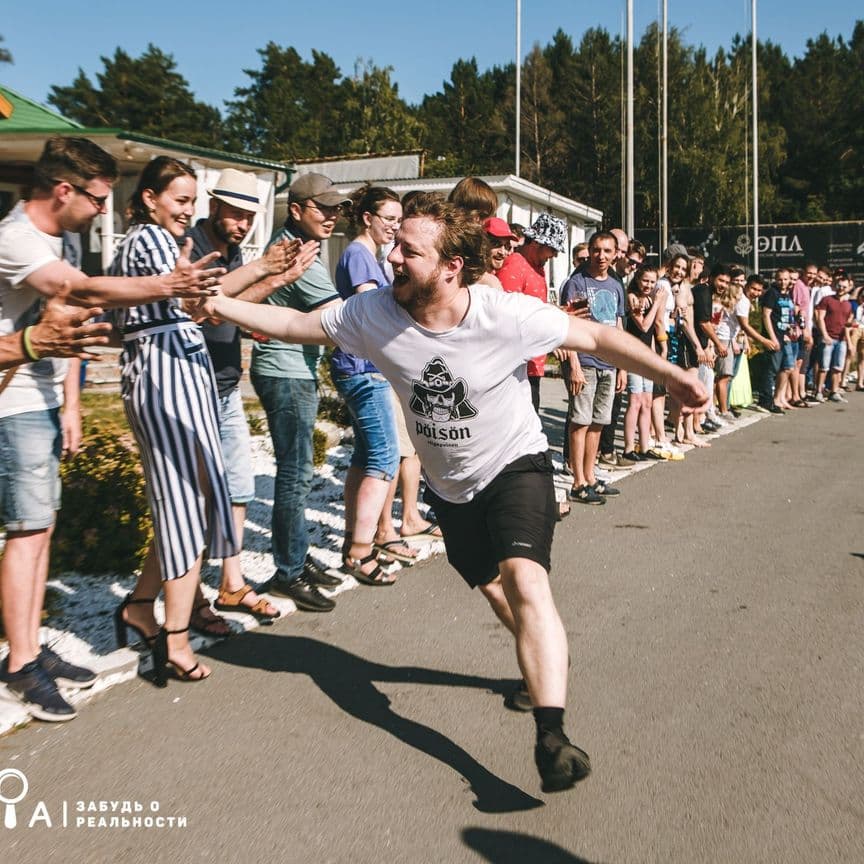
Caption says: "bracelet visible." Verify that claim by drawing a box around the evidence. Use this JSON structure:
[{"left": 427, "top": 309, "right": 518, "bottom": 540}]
[{"left": 22, "top": 326, "right": 41, "bottom": 362}]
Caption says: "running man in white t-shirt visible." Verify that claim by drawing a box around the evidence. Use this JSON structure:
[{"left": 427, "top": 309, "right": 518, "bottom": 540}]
[{"left": 199, "top": 194, "right": 706, "bottom": 796}]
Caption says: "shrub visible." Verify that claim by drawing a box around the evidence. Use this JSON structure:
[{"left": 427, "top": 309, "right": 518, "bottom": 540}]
[
  {"left": 51, "top": 402, "right": 152, "bottom": 576},
  {"left": 313, "top": 427, "right": 328, "bottom": 468}
]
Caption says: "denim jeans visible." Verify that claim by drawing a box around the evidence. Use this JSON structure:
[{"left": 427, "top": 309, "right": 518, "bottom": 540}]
[
  {"left": 217, "top": 386, "right": 255, "bottom": 505},
  {"left": 251, "top": 373, "right": 318, "bottom": 582},
  {"left": 332, "top": 372, "right": 399, "bottom": 480}
]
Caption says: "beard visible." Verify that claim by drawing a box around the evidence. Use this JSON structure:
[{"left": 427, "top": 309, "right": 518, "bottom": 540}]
[{"left": 392, "top": 267, "right": 441, "bottom": 316}]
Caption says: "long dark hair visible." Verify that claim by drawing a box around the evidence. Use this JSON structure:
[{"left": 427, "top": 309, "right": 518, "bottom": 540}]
[{"left": 128, "top": 156, "right": 196, "bottom": 225}]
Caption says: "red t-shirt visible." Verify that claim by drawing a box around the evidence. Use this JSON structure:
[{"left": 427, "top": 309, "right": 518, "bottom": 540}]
[
  {"left": 498, "top": 251, "right": 549, "bottom": 377},
  {"left": 817, "top": 295, "right": 851, "bottom": 340}
]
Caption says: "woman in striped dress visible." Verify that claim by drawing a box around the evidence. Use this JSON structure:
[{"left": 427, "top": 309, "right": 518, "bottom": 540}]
[{"left": 110, "top": 157, "right": 237, "bottom": 685}]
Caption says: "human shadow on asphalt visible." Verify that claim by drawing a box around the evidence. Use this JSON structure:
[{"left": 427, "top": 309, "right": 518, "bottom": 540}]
[
  {"left": 462, "top": 828, "right": 602, "bottom": 863},
  {"left": 214, "top": 632, "right": 544, "bottom": 814}
]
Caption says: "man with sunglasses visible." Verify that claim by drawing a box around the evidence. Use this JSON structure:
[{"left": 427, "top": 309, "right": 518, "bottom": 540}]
[{"left": 250, "top": 173, "right": 350, "bottom": 612}]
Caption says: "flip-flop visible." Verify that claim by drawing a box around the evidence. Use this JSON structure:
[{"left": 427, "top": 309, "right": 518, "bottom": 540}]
[
  {"left": 373, "top": 540, "right": 417, "bottom": 565},
  {"left": 399, "top": 523, "right": 443, "bottom": 543},
  {"left": 189, "top": 602, "right": 234, "bottom": 638}
]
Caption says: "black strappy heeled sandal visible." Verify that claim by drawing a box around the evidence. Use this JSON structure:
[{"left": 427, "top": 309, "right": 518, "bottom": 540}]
[
  {"left": 114, "top": 594, "right": 158, "bottom": 649},
  {"left": 151, "top": 626, "right": 211, "bottom": 688}
]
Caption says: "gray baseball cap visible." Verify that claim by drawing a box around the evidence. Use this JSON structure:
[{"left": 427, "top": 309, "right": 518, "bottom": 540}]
[{"left": 288, "top": 172, "right": 351, "bottom": 207}]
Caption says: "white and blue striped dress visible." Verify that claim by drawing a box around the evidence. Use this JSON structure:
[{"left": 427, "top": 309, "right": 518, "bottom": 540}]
[{"left": 109, "top": 224, "right": 237, "bottom": 579}]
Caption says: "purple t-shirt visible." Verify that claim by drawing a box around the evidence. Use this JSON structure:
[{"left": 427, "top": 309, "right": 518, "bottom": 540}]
[{"left": 332, "top": 241, "right": 388, "bottom": 376}]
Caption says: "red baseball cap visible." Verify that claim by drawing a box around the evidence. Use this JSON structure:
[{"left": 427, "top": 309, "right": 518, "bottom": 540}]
[{"left": 483, "top": 217, "right": 517, "bottom": 241}]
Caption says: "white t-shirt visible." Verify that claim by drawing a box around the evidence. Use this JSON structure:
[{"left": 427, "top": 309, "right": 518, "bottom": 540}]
[
  {"left": 321, "top": 283, "right": 569, "bottom": 503},
  {"left": 0, "top": 203, "right": 67, "bottom": 418}
]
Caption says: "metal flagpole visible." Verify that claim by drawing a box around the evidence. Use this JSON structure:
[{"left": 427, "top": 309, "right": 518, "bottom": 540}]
[
  {"left": 752, "top": 0, "right": 760, "bottom": 273},
  {"left": 626, "top": 0, "right": 635, "bottom": 237},
  {"left": 661, "top": 0, "right": 668, "bottom": 254},
  {"left": 515, "top": 0, "right": 521, "bottom": 177}
]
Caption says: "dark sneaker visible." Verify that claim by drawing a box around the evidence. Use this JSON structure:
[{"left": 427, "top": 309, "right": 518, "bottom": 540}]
[
  {"left": 592, "top": 479, "right": 620, "bottom": 497},
  {"left": 569, "top": 484, "right": 605, "bottom": 505},
  {"left": 620, "top": 451, "right": 643, "bottom": 464},
  {"left": 266, "top": 576, "right": 335, "bottom": 612},
  {"left": 768, "top": 404, "right": 786, "bottom": 414},
  {"left": 503, "top": 679, "right": 532, "bottom": 712},
  {"left": 302, "top": 556, "right": 343, "bottom": 588},
  {"left": 39, "top": 646, "right": 97, "bottom": 689},
  {"left": 535, "top": 728, "right": 592, "bottom": 792},
  {"left": 0, "top": 659, "right": 77, "bottom": 722}
]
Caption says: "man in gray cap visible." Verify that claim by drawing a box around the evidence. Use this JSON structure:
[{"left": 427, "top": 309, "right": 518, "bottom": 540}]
[
  {"left": 498, "top": 212, "right": 567, "bottom": 412},
  {"left": 251, "top": 173, "right": 351, "bottom": 612}
]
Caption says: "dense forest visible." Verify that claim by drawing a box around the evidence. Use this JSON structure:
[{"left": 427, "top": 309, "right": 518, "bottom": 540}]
[{"left": 9, "top": 23, "right": 864, "bottom": 227}]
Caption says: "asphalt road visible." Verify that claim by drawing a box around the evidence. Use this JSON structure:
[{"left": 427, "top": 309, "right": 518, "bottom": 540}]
[{"left": 2, "top": 382, "right": 862, "bottom": 864}]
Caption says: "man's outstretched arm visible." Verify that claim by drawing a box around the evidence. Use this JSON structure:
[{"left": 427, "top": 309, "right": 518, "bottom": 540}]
[
  {"left": 206, "top": 291, "right": 334, "bottom": 346},
  {"left": 561, "top": 315, "right": 706, "bottom": 407}
]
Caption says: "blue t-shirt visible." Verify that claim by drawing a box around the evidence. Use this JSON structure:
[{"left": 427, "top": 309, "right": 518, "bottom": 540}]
[
  {"left": 559, "top": 270, "right": 625, "bottom": 370},
  {"left": 331, "top": 241, "right": 388, "bottom": 376}
]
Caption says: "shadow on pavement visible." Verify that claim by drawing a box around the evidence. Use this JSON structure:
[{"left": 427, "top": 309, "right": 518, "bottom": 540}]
[
  {"left": 214, "top": 632, "right": 544, "bottom": 813},
  {"left": 462, "top": 827, "right": 601, "bottom": 863}
]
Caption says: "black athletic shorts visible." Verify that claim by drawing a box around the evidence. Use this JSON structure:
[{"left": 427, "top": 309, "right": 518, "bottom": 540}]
[{"left": 423, "top": 450, "right": 557, "bottom": 588}]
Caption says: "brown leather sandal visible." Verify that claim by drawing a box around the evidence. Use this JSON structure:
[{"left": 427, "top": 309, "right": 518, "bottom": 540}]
[{"left": 215, "top": 585, "right": 281, "bottom": 624}]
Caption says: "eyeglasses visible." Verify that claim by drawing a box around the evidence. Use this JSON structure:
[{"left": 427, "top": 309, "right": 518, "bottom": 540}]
[
  {"left": 373, "top": 213, "right": 401, "bottom": 226},
  {"left": 302, "top": 200, "right": 343, "bottom": 218},
  {"left": 53, "top": 179, "right": 109, "bottom": 210},
  {"left": 625, "top": 257, "right": 643, "bottom": 268}
]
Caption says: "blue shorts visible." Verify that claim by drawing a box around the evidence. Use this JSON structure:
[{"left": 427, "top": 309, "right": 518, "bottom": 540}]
[
  {"left": 821, "top": 339, "right": 847, "bottom": 372},
  {"left": 334, "top": 372, "right": 399, "bottom": 481},
  {"left": 0, "top": 408, "right": 62, "bottom": 531},
  {"left": 779, "top": 339, "right": 799, "bottom": 371},
  {"left": 217, "top": 386, "right": 255, "bottom": 505},
  {"left": 626, "top": 372, "right": 653, "bottom": 394}
]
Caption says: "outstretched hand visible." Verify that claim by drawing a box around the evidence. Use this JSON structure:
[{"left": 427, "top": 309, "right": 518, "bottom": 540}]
[
  {"left": 666, "top": 368, "right": 708, "bottom": 408},
  {"left": 280, "top": 239, "right": 320, "bottom": 285},
  {"left": 31, "top": 293, "right": 112, "bottom": 361},
  {"left": 261, "top": 238, "right": 302, "bottom": 276},
  {"left": 165, "top": 239, "right": 226, "bottom": 297}
]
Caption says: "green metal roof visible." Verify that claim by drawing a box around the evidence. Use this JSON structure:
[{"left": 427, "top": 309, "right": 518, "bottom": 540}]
[
  {"left": 0, "top": 84, "right": 293, "bottom": 176},
  {"left": 0, "top": 84, "right": 82, "bottom": 131}
]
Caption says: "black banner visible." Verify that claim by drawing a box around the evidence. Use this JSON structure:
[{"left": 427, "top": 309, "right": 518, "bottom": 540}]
[{"left": 636, "top": 222, "right": 864, "bottom": 283}]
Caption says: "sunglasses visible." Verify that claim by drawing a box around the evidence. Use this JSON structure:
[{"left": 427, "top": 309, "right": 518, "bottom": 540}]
[{"left": 54, "top": 179, "right": 109, "bottom": 209}]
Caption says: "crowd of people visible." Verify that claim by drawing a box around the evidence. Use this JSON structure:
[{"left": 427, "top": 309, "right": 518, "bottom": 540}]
[{"left": 0, "top": 137, "right": 859, "bottom": 795}]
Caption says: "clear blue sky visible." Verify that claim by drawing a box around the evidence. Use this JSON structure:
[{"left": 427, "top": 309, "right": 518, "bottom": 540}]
[{"left": 2, "top": 1, "right": 859, "bottom": 110}]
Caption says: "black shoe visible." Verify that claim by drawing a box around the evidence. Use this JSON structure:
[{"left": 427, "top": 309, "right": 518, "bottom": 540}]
[
  {"left": 302, "top": 556, "right": 343, "bottom": 588},
  {"left": 592, "top": 478, "right": 620, "bottom": 496},
  {"left": 503, "top": 679, "right": 532, "bottom": 712},
  {"left": 569, "top": 484, "right": 605, "bottom": 505},
  {"left": 620, "top": 451, "right": 643, "bottom": 464},
  {"left": 768, "top": 404, "right": 786, "bottom": 415},
  {"left": 534, "top": 728, "right": 592, "bottom": 792},
  {"left": 267, "top": 576, "right": 335, "bottom": 612},
  {"left": 0, "top": 658, "right": 77, "bottom": 722},
  {"left": 39, "top": 646, "right": 97, "bottom": 689}
]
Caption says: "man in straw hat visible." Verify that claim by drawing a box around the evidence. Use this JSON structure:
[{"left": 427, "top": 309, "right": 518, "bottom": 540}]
[{"left": 186, "top": 169, "right": 321, "bottom": 630}]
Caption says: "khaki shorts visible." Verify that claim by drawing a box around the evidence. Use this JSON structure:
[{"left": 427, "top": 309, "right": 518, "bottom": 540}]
[{"left": 391, "top": 388, "right": 415, "bottom": 458}]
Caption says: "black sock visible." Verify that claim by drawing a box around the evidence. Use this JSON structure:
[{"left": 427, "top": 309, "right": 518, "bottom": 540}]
[{"left": 533, "top": 707, "right": 565, "bottom": 738}]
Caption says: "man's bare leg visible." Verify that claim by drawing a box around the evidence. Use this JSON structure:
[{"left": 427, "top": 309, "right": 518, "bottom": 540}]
[{"left": 1, "top": 527, "right": 52, "bottom": 671}]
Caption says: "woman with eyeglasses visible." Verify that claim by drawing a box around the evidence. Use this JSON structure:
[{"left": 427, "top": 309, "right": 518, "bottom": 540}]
[{"left": 331, "top": 186, "right": 413, "bottom": 585}]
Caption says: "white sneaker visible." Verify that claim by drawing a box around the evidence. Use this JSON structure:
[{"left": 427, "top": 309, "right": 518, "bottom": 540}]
[{"left": 814, "top": 392, "right": 825, "bottom": 403}]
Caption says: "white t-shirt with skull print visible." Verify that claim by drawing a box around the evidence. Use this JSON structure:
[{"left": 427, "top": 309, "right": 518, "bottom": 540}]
[{"left": 321, "top": 283, "right": 569, "bottom": 503}]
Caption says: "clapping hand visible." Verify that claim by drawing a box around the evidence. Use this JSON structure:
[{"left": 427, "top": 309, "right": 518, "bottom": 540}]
[{"left": 165, "top": 239, "right": 226, "bottom": 297}]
